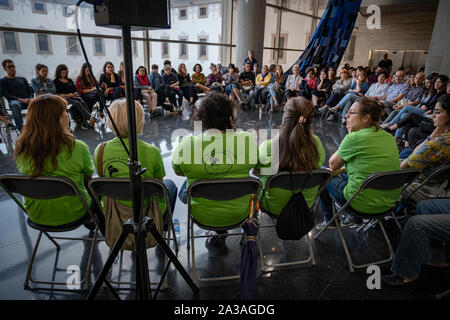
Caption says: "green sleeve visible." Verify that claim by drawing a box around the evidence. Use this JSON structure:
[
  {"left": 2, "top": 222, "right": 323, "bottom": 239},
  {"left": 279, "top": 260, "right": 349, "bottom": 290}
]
[
  {"left": 78, "top": 140, "right": 94, "bottom": 176},
  {"left": 171, "top": 138, "right": 184, "bottom": 173},
  {"left": 336, "top": 133, "right": 357, "bottom": 162},
  {"left": 258, "top": 140, "right": 272, "bottom": 172},
  {"left": 314, "top": 135, "right": 326, "bottom": 168},
  {"left": 93, "top": 143, "right": 101, "bottom": 174},
  {"left": 153, "top": 148, "right": 166, "bottom": 179}
]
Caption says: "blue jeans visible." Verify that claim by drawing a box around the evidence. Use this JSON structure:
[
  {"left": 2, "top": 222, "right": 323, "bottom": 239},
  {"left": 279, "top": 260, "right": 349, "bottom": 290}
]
[
  {"left": 399, "top": 148, "right": 413, "bottom": 160},
  {"left": 319, "top": 174, "right": 348, "bottom": 222},
  {"left": 225, "top": 83, "right": 238, "bottom": 94},
  {"left": 391, "top": 198, "right": 450, "bottom": 279},
  {"left": 325, "top": 92, "right": 345, "bottom": 108},
  {"left": 178, "top": 179, "right": 188, "bottom": 204},
  {"left": 163, "top": 179, "right": 178, "bottom": 215},
  {"left": 338, "top": 94, "right": 360, "bottom": 118},
  {"left": 388, "top": 105, "right": 426, "bottom": 138},
  {"left": 8, "top": 100, "right": 27, "bottom": 130}
]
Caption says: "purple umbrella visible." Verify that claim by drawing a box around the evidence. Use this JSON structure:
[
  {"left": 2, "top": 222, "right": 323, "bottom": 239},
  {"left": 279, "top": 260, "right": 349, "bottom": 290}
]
[{"left": 240, "top": 195, "right": 259, "bottom": 300}]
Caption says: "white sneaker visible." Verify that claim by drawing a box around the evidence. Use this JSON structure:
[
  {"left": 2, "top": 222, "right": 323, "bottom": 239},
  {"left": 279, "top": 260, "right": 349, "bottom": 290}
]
[{"left": 315, "top": 220, "right": 336, "bottom": 230}]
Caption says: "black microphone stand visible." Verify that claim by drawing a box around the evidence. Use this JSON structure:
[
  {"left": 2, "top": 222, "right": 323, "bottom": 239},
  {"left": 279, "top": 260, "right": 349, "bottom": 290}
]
[{"left": 87, "top": 25, "right": 198, "bottom": 300}]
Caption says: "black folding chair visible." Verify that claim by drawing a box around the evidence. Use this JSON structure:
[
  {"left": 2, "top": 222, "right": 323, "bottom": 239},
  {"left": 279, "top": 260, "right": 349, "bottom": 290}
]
[
  {"left": 0, "top": 175, "right": 100, "bottom": 291},
  {"left": 87, "top": 177, "right": 177, "bottom": 289},
  {"left": 314, "top": 168, "right": 421, "bottom": 272},
  {"left": 187, "top": 177, "right": 262, "bottom": 282},
  {"left": 258, "top": 169, "right": 332, "bottom": 269}
]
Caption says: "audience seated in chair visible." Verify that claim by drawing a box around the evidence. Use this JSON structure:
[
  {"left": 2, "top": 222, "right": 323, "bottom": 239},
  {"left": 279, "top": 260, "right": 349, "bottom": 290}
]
[
  {"left": 54, "top": 64, "right": 96, "bottom": 129},
  {"left": 177, "top": 63, "right": 198, "bottom": 108},
  {"left": 398, "top": 94, "right": 450, "bottom": 202},
  {"left": 1, "top": 59, "right": 34, "bottom": 130},
  {"left": 162, "top": 64, "right": 180, "bottom": 109},
  {"left": 75, "top": 62, "right": 103, "bottom": 117},
  {"left": 149, "top": 64, "right": 171, "bottom": 109},
  {"left": 318, "top": 68, "right": 352, "bottom": 115},
  {"left": 253, "top": 65, "right": 272, "bottom": 109},
  {"left": 134, "top": 65, "right": 158, "bottom": 114},
  {"left": 327, "top": 69, "right": 370, "bottom": 123},
  {"left": 385, "top": 75, "right": 448, "bottom": 139},
  {"left": 379, "top": 70, "right": 409, "bottom": 116},
  {"left": 99, "top": 61, "right": 124, "bottom": 102},
  {"left": 257, "top": 97, "right": 325, "bottom": 214},
  {"left": 223, "top": 64, "right": 242, "bottom": 105},
  {"left": 14, "top": 94, "right": 103, "bottom": 233},
  {"left": 382, "top": 197, "right": 450, "bottom": 287},
  {"left": 311, "top": 68, "right": 333, "bottom": 110},
  {"left": 283, "top": 64, "right": 302, "bottom": 108},
  {"left": 317, "top": 97, "right": 401, "bottom": 229},
  {"left": 239, "top": 62, "right": 256, "bottom": 109},
  {"left": 267, "top": 65, "right": 287, "bottom": 113},
  {"left": 31, "top": 64, "right": 56, "bottom": 96},
  {"left": 192, "top": 63, "right": 209, "bottom": 94},
  {"left": 94, "top": 99, "right": 177, "bottom": 227},
  {"left": 172, "top": 92, "right": 259, "bottom": 245},
  {"left": 298, "top": 67, "right": 317, "bottom": 100}
]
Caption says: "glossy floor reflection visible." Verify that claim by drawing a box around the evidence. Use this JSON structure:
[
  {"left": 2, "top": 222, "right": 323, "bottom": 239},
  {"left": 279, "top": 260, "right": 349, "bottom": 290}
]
[{"left": 0, "top": 107, "right": 449, "bottom": 300}]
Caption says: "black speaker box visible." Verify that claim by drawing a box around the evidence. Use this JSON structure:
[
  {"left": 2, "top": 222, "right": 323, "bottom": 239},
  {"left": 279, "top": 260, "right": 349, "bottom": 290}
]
[{"left": 93, "top": 0, "right": 171, "bottom": 30}]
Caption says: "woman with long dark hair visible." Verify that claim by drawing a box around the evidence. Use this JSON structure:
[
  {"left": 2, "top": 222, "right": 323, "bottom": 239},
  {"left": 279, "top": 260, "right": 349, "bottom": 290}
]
[
  {"left": 177, "top": 63, "right": 198, "bottom": 107},
  {"left": 99, "top": 61, "right": 124, "bottom": 101},
  {"left": 15, "top": 94, "right": 101, "bottom": 230},
  {"left": 258, "top": 97, "right": 325, "bottom": 215},
  {"left": 54, "top": 64, "right": 97, "bottom": 129},
  {"left": 134, "top": 65, "right": 158, "bottom": 113},
  {"left": 75, "top": 62, "right": 102, "bottom": 116},
  {"left": 31, "top": 64, "right": 56, "bottom": 95}
]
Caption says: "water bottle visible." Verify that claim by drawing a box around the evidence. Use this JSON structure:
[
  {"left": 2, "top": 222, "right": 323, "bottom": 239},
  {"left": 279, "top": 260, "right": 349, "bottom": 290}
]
[{"left": 173, "top": 218, "right": 181, "bottom": 246}]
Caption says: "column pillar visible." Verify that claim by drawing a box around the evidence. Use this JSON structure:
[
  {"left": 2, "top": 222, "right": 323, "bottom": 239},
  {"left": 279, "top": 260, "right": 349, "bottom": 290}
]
[
  {"left": 236, "top": 0, "right": 266, "bottom": 69},
  {"left": 425, "top": 0, "right": 450, "bottom": 76}
]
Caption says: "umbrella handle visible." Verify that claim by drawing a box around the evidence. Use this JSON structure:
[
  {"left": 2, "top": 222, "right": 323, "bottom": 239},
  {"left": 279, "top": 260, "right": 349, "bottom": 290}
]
[{"left": 249, "top": 195, "right": 255, "bottom": 219}]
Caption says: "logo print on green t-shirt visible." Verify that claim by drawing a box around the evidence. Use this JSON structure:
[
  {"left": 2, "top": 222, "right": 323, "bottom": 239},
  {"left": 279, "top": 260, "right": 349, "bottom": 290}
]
[{"left": 203, "top": 149, "right": 234, "bottom": 177}]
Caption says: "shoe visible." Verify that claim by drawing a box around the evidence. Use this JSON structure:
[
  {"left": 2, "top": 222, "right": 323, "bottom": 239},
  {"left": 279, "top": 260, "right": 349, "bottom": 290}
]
[
  {"left": 329, "top": 106, "right": 340, "bottom": 113},
  {"left": 326, "top": 114, "right": 335, "bottom": 121},
  {"left": 382, "top": 275, "right": 418, "bottom": 288},
  {"left": 80, "top": 122, "right": 89, "bottom": 130},
  {"left": 7, "top": 123, "right": 17, "bottom": 130},
  {"left": 380, "top": 123, "right": 389, "bottom": 129},
  {"left": 269, "top": 108, "right": 273, "bottom": 114},
  {"left": 318, "top": 106, "right": 328, "bottom": 114},
  {"left": 340, "top": 118, "right": 346, "bottom": 126},
  {"left": 340, "top": 214, "right": 363, "bottom": 227},
  {"left": 315, "top": 220, "right": 336, "bottom": 230}
]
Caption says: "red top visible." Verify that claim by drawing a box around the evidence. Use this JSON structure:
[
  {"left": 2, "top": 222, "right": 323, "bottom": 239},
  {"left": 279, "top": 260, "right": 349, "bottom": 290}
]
[
  {"left": 75, "top": 76, "right": 94, "bottom": 94},
  {"left": 306, "top": 77, "right": 317, "bottom": 90}
]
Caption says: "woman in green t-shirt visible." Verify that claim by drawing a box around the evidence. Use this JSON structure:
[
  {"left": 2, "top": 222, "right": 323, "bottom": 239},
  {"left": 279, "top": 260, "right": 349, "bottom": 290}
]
[
  {"left": 317, "top": 97, "right": 400, "bottom": 229},
  {"left": 15, "top": 94, "right": 99, "bottom": 230},
  {"left": 172, "top": 92, "right": 259, "bottom": 244},
  {"left": 94, "top": 99, "right": 177, "bottom": 223},
  {"left": 256, "top": 97, "right": 325, "bottom": 215}
]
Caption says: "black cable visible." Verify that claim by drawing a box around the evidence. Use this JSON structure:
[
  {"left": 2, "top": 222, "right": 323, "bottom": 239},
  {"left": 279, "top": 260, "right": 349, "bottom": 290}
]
[{"left": 75, "top": 0, "right": 130, "bottom": 158}]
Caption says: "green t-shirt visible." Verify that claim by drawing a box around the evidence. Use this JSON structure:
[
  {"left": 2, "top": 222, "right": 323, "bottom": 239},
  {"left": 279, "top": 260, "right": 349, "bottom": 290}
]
[
  {"left": 337, "top": 127, "right": 401, "bottom": 213},
  {"left": 94, "top": 138, "right": 167, "bottom": 214},
  {"left": 258, "top": 135, "right": 325, "bottom": 215},
  {"left": 16, "top": 140, "right": 94, "bottom": 226},
  {"left": 172, "top": 131, "right": 259, "bottom": 227}
]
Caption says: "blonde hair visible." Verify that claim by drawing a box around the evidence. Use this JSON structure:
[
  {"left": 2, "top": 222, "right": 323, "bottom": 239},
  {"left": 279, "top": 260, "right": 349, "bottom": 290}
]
[{"left": 107, "top": 99, "right": 145, "bottom": 138}]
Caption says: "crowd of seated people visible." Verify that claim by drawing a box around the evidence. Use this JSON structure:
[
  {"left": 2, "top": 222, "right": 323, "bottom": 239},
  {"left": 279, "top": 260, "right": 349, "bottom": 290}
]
[{"left": 1, "top": 51, "right": 450, "bottom": 293}]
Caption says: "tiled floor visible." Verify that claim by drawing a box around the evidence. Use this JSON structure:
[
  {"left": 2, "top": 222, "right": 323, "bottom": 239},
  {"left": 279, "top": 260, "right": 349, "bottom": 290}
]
[{"left": 0, "top": 106, "right": 449, "bottom": 300}]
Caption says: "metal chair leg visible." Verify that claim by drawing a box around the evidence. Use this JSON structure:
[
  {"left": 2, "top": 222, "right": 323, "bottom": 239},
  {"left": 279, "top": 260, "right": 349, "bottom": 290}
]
[
  {"left": 44, "top": 231, "right": 60, "bottom": 250},
  {"left": 334, "top": 216, "right": 355, "bottom": 272},
  {"left": 24, "top": 231, "right": 43, "bottom": 289},
  {"left": 82, "top": 227, "right": 99, "bottom": 291}
]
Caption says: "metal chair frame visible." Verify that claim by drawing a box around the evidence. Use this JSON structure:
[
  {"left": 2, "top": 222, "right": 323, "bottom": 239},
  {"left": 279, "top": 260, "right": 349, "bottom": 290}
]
[
  {"left": 314, "top": 168, "right": 421, "bottom": 272},
  {"left": 258, "top": 169, "right": 332, "bottom": 270},
  {"left": 186, "top": 177, "right": 262, "bottom": 282},
  {"left": 87, "top": 177, "right": 177, "bottom": 290},
  {"left": 0, "top": 175, "right": 100, "bottom": 291}
]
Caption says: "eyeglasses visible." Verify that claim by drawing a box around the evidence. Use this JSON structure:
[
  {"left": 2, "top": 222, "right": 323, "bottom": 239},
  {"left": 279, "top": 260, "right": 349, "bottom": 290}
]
[{"left": 6, "top": 65, "right": 15, "bottom": 69}]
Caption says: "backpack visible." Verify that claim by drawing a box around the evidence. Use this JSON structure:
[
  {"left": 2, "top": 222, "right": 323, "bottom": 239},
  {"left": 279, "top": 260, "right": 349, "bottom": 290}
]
[
  {"left": 97, "top": 142, "right": 164, "bottom": 250},
  {"left": 275, "top": 174, "right": 315, "bottom": 240}
]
